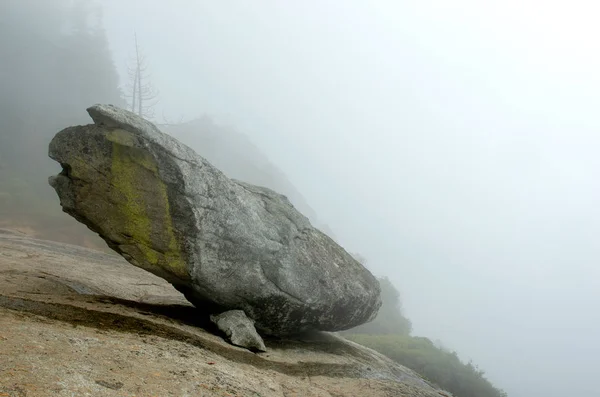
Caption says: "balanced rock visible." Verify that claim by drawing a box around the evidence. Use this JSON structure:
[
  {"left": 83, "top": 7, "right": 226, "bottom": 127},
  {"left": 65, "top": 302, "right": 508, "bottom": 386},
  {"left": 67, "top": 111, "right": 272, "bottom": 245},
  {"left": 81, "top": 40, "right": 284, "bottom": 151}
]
[{"left": 48, "top": 104, "right": 381, "bottom": 335}]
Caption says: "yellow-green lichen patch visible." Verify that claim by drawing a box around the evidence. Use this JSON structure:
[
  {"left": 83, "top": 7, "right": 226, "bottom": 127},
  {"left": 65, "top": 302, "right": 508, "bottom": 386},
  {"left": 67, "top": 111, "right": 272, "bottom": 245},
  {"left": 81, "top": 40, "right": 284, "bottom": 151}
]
[
  {"left": 106, "top": 128, "right": 136, "bottom": 147},
  {"left": 107, "top": 129, "right": 189, "bottom": 281}
]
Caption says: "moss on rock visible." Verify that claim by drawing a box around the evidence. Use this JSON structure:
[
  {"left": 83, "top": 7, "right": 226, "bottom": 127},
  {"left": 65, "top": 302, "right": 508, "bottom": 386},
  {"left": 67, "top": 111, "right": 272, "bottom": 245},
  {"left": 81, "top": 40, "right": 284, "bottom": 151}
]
[{"left": 105, "top": 129, "right": 188, "bottom": 281}]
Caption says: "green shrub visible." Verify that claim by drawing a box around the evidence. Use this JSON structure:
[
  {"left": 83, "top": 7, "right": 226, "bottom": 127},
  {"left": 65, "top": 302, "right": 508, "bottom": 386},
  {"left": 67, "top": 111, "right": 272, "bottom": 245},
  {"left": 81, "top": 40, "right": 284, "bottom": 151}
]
[{"left": 345, "top": 333, "right": 507, "bottom": 397}]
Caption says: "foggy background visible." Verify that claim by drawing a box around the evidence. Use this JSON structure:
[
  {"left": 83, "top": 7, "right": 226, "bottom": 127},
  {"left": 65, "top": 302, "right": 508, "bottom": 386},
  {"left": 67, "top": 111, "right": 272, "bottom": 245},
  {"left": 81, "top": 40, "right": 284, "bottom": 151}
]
[
  {"left": 101, "top": 2, "right": 599, "bottom": 396},
  {"left": 2, "top": 1, "right": 599, "bottom": 396}
]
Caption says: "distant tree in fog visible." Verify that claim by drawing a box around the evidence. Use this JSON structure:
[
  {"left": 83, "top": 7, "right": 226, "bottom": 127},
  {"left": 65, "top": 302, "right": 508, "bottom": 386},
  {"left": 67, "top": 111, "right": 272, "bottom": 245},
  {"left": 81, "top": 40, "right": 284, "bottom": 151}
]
[
  {"left": 346, "top": 254, "right": 413, "bottom": 336},
  {"left": 124, "top": 33, "right": 159, "bottom": 119},
  {"left": 356, "top": 276, "right": 413, "bottom": 335}
]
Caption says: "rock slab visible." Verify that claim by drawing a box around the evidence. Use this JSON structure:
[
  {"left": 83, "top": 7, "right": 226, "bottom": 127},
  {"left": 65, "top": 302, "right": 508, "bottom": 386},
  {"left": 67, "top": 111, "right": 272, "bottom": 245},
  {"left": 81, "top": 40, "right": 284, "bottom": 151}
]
[
  {"left": 48, "top": 104, "right": 381, "bottom": 335},
  {"left": 0, "top": 229, "right": 446, "bottom": 397}
]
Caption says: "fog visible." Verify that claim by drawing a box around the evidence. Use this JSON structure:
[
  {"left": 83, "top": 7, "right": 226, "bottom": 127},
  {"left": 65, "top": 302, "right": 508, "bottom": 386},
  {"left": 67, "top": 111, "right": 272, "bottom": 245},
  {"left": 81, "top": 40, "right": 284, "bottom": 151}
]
[
  {"left": 3, "top": 1, "right": 599, "bottom": 396},
  {"left": 102, "top": 2, "right": 600, "bottom": 395}
]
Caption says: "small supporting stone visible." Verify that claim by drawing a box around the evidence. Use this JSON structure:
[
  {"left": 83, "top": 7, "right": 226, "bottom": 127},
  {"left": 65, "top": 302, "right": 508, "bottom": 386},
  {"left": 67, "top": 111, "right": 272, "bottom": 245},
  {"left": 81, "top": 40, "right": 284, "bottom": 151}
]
[{"left": 210, "top": 310, "right": 267, "bottom": 352}]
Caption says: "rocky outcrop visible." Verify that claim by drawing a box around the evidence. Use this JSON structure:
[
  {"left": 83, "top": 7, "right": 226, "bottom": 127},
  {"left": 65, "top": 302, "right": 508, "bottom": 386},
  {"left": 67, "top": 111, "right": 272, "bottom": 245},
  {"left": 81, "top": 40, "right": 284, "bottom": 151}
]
[
  {"left": 0, "top": 229, "right": 448, "bottom": 397},
  {"left": 47, "top": 104, "right": 381, "bottom": 336}
]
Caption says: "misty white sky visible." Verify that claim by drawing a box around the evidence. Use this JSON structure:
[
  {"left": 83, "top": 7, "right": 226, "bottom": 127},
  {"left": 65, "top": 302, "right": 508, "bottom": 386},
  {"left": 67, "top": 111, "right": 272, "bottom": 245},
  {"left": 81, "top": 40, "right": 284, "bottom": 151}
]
[{"left": 102, "top": 1, "right": 600, "bottom": 396}]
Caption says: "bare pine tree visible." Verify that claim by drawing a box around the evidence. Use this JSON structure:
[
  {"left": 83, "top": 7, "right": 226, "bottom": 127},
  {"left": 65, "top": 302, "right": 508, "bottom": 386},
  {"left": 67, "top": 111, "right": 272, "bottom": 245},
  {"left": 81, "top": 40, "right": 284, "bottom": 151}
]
[{"left": 124, "top": 33, "right": 159, "bottom": 119}]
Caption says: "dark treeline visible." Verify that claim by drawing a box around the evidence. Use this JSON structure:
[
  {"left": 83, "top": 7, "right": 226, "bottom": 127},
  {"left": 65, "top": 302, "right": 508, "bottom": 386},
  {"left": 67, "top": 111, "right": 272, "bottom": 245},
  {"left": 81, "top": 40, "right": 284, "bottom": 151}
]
[{"left": 0, "top": 0, "right": 124, "bottom": 246}]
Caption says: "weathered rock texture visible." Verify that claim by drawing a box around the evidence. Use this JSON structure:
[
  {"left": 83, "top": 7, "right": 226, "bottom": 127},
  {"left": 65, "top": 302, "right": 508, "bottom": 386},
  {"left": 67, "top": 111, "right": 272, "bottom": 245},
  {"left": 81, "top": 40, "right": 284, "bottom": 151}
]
[
  {"left": 210, "top": 310, "right": 267, "bottom": 352},
  {"left": 0, "top": 229, "right": 447, "bottom": 397},
  {"left": 48, "top": 104, "right": 381, "bottom": 335}
]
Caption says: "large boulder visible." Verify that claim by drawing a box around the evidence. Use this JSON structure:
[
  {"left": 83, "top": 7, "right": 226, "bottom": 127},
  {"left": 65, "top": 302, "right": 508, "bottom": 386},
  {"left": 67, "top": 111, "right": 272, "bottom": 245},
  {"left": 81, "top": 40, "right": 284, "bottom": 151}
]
[{"left": 47, "top": 104, "right": 381, "bottom": 335}]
